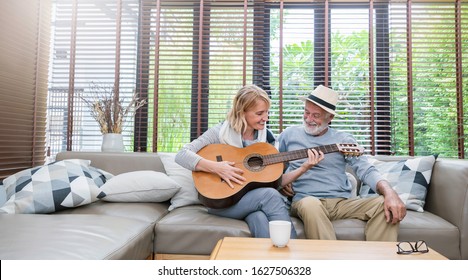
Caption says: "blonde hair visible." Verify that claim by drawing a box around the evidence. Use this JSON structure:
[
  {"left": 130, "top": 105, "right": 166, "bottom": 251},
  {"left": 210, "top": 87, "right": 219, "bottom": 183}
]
[{"left": 226, "top": 84, "right": 271, "bottom": 134}]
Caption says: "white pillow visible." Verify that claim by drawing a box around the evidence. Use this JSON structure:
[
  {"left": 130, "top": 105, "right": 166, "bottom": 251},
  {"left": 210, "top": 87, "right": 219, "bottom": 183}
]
[
  {"left": 0, "top": 184, "right": 6, "bottom": 207},
  {"left": 100, "top": 170, "right": 181, "bottom": 202},
  {"left": 158, "top": 153, "right": 201, "bottom": 211},
  {"left": 346, "top": 172, "right": 358, "bottom": 198}
]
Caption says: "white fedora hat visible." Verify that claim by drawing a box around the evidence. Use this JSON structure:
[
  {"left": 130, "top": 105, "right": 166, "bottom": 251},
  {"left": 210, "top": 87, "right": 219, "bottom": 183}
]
[{"left": 298, "top": 85, "right": 339, "bottom": 115}]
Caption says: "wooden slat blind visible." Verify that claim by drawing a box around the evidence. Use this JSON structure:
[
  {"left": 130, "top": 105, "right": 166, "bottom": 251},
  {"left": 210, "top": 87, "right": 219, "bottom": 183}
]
[
  {"left": 0, "top": 0, "right": 457, "bottom": 179},
  {"left": 0, "top": 0, "right": 51, "bottom": 180},
  {"left": 44, "top": 0, "right": 467, "bottom": 159}
]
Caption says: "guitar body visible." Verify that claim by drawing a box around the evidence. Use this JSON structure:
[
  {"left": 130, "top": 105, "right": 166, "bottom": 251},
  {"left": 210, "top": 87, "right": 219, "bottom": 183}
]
[{"left": 193, "top": 142, "right": 284, "bottom": 209}]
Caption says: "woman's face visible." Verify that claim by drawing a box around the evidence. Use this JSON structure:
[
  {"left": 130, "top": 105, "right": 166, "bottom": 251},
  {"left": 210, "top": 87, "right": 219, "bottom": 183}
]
[{"left": 244, "top": 99, "right": 269, "bottom": 131}]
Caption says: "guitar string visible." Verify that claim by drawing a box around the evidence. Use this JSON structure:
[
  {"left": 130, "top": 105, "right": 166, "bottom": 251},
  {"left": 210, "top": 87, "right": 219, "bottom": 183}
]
[{"left": 233, "top": 143, "right": 360, "bottom": 167}]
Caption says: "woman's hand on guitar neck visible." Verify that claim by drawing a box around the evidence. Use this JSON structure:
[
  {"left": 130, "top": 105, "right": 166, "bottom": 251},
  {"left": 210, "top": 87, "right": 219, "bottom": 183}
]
[{"left": 196, "top": 158, "right": 245, "bottom": 189}]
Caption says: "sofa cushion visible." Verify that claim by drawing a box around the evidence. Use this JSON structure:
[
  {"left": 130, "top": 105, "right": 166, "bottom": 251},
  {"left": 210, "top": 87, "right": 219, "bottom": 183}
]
[
  {"left": 399, "top": 210, "right": 459, "bottom": 260},
  {"left": 100, "top": 170, "right": 180, "bottom": 202},
  {"left": 0, "top": 214, "right": 153, "bottom": 260},
  {"left": 332, "top": 219, "right": 366, "bottom": 240},
  {"left": 56, "top": 200, "right": 170, "bottom": 224},
  {"left": 155, "top": 205, "right": 250, "bottom": 255},
  {"left": 359, "top": 155, "right": 437, "bottom": 212},
  {"left": 0, "top": 159, "right": 110, "bottom": 214},
  {"left": 158, "top": 153, "right": 201, "bottom": 211},
  {"left": 327, "top": 210, "right": 458, "bottom": 259}
]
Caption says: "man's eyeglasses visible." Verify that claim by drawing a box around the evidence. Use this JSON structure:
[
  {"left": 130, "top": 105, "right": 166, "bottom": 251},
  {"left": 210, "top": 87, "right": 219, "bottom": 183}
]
[{"left": 396, "top": 240, "right": 429, "bottom": 254}]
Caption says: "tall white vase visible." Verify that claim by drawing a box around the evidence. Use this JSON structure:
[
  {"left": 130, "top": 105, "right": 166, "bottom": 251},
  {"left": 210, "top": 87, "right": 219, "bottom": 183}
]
[{"left": 101, "top": 133, "right": 125, "bottom": 152}]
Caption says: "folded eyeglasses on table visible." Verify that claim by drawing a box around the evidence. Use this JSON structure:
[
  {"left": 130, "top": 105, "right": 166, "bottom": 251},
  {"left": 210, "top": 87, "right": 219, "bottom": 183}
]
[{"left": 396, "top": 240, "right": 429, "bottom": 255}]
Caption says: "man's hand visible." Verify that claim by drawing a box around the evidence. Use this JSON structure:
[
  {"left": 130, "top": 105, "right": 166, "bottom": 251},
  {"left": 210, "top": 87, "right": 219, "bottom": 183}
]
[
  {"left": 302, "top": 148, "right": 325, "bottom": 170},
  {"left": 279, "top": 183, "right": 295, "bottom": 197},
  {"left": 377, "top": 180, "right": 407, "bottom": 224},
  {"left": 280, "top": 148, "right": 324, "bottom": 188}
]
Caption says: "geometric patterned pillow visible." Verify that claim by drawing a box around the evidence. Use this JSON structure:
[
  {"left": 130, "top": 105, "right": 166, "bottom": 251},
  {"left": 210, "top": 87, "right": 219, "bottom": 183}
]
[
  {"left": 0, "top": 159, "right": 112, "bottom": 214},
  {"left": 359, "top": 155, "right": 437, "bottom": 212}
]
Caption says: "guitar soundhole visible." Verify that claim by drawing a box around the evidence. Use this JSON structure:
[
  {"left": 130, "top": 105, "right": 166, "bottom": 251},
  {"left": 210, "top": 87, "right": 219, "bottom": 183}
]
[{"left": 244, "top": 154, "right": 266, "bottom": 172}]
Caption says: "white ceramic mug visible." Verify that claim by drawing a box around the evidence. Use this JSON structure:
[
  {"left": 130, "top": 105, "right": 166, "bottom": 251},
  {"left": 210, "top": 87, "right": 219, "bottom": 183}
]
[{"left": 269, "top": 220, "right": 291, "bottom": 247}]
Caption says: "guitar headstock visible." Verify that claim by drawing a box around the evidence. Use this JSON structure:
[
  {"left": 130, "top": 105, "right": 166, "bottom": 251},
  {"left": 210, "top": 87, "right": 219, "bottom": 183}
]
[{"left": 337, "top": 143, "right": 365, "bottom": 157}]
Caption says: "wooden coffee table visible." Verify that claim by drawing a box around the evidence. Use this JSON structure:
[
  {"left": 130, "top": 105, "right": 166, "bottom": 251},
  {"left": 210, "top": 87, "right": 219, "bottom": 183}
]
[{"left": 210, "top": 237, "right": 448, "bottom": 260}]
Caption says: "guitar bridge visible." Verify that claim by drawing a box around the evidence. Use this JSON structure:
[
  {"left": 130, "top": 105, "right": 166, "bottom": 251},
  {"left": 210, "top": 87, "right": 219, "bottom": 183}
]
[{"left": 215, "top": 155, "right": 225, "bottom": 183}]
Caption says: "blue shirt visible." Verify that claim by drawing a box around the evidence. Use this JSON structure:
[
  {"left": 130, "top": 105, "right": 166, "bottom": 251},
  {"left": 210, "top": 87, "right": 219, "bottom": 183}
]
[{"left": 278, "top": 126, "right": 383, "bottom": 202}]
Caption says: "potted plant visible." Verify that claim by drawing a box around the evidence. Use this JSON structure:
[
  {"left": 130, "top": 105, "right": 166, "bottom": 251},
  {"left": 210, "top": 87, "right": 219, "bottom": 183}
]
[{"left": 81, "top": 83, "right": 146, "bottom": 152}]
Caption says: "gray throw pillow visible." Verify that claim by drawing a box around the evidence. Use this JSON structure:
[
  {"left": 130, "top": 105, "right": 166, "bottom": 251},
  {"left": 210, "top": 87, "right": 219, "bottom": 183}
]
[
  {"left": 0, "top": 159, "right": 111, "bottom": 214},
  {"left": 359, "top": 155, "right": 437, "bottom": 212}
]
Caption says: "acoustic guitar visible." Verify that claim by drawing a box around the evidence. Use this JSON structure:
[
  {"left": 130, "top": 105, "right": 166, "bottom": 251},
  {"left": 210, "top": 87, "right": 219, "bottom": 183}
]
[{"left": 192, "top": 142, "right": 364, "bottom": 209}]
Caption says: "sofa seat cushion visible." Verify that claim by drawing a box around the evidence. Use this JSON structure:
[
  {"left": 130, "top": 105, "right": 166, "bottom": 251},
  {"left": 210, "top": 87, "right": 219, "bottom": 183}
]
[
  {"left": 333, "top": 219, "right": 366, "bottom": 240},
  {"left": 291, "top": 217, "right": 306, "bottom": 239},
  {"left": 0, "top": 214, "right": 154, "bottom": 260},
  {"left": 155, "top": 205, "right": 250, "bottom": 255},
  {"left": 56, "top": 201, "right": 170, "bottom": 224},
  {"left": 330, "top": 210, "right": 458, "bottom": 259},
  {"left": 399, "top": 210, "right": 459, "bottom": 260}
]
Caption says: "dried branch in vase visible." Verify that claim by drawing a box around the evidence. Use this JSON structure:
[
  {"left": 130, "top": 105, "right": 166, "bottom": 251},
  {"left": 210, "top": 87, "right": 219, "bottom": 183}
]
[{"left": 80, "top": 84, "right": 147, "bottom": 134}]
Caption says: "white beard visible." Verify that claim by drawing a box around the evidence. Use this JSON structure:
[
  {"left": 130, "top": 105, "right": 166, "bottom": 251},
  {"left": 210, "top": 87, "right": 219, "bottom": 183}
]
[{"left": 303, "top": 120, "right": 328, "bottom": 136}]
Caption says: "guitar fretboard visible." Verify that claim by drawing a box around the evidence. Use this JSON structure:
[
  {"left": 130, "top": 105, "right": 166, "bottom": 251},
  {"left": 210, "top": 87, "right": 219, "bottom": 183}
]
[{"left": 263, "top": 144, "right": 339, "bottom": 165}]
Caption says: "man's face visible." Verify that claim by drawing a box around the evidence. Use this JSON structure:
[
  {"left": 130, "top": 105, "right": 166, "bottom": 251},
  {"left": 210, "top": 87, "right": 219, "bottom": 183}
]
[{"left": 303, "top": 101, "right": 334, "bottom": 136}]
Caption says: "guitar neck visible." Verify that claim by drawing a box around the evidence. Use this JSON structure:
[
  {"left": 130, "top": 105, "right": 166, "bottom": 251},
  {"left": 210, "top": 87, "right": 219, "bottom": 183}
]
[{"left": 264, "top": 144, "right": 339, "bottom": 165}]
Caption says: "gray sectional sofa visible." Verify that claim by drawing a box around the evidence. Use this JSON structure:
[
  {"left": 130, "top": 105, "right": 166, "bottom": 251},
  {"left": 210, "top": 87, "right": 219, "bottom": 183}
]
[{"left": 0, "top": 151, "right": 467, "bottom": 260}]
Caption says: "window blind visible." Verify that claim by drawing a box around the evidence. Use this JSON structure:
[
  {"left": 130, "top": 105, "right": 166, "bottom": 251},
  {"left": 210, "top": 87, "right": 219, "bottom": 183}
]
[
  {"left": 48, "top": 0, "right": 140, "bottom": 155},
  {"left": 139, "top": 0, "right": 268, "bottom": 152},
  {"left": 0, "top": 0, "right": 51, "bottom": 180},
  {"left": 387, "top": 1, "right": 466, "bottom": 157},
  {"left": 44, "top": 0, "right": 467, "bottom": 161}
]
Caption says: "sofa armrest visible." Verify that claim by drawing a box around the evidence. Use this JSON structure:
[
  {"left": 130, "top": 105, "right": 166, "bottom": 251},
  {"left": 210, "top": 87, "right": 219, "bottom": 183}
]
[{"left": 425, "top": 158, "right": 468, "bottom": 259}]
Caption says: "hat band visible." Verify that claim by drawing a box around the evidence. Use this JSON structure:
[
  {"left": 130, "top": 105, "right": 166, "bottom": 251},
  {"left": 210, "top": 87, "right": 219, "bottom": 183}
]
[{"left": 307, "top": 95, "right": 336, "bottom": 111}]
